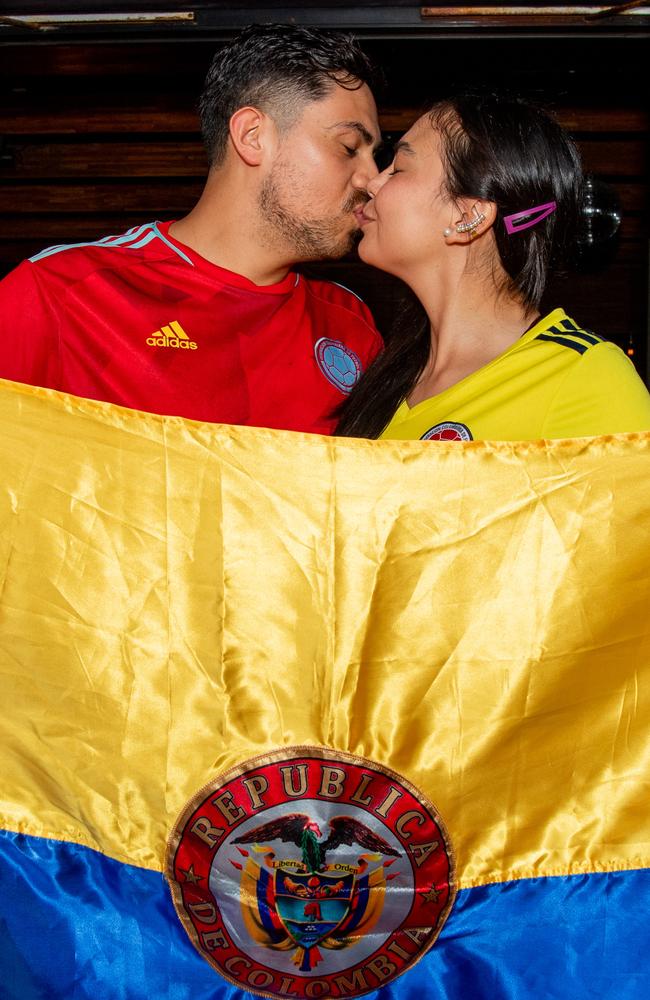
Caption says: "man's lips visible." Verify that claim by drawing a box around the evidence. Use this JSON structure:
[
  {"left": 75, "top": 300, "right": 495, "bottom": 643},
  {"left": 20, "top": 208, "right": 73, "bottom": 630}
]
[{"left": 353, "top": 205, "right": 376, "bottom": 226}]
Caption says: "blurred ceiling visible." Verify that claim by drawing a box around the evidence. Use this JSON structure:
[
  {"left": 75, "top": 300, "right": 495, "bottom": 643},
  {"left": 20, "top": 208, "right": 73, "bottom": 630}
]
[{"left": 2, "top": 2, "right": 650, "bottom": 40}]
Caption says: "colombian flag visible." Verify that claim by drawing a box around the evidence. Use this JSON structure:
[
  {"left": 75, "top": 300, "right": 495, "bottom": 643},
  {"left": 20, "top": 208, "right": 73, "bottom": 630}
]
[{"left": 0, "top": 377, "right": 649, "bottom": 999}]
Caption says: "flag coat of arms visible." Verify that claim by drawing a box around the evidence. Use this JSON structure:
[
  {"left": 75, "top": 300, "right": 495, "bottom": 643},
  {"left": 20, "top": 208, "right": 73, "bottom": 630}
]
[{"left": 0, "top": 377, "right": 649, "bottom": 999}]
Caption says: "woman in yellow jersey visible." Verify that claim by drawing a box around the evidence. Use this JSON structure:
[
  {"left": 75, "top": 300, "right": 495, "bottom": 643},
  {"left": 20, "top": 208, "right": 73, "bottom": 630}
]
[{"left": 336, "top": 92, "right": 650, "bottom": 441}]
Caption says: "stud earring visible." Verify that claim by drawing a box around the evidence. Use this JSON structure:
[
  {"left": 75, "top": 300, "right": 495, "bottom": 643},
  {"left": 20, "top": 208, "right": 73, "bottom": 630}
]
[{"left": 443, "top": 227, "right": 453, "bottom": 237}]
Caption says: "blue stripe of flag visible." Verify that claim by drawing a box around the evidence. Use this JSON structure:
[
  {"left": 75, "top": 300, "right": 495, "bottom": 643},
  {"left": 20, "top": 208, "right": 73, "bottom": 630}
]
[{"left": 1, "top": 829, "right": 648, "bottom": 999}]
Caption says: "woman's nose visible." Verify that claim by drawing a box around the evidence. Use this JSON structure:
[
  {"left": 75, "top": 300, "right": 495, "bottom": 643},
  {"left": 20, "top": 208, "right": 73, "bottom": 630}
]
[{"left": 366, "top": 168, "right": 388, "bottom": 197}]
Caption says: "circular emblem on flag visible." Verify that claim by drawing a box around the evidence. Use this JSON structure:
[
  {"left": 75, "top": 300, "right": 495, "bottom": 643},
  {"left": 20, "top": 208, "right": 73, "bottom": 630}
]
[
  {"left": 166, "top": 746, "right": 455, "bottom": 998},
  {"left": 420, "top": 422, "right": 473, "bottom": 442},
  {"left": 314, "top": 338, "right": 362, "bottom": 394}
]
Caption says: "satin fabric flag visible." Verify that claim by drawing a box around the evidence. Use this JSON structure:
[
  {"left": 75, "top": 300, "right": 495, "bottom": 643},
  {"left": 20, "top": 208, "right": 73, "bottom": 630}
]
[{"left": 0, "top": 376, "right": 649, "bottom": 1000}]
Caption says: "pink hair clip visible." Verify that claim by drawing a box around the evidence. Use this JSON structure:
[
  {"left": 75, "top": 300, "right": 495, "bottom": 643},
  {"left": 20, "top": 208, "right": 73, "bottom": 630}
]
[{"left": 503, "top": 201, "right": 557, "bottom": 234}]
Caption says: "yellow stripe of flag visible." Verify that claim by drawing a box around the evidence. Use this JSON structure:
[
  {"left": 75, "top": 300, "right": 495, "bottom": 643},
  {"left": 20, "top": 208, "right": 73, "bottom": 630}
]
[{"left": 0, "top": 378, "right": 648, "bottom": 889}]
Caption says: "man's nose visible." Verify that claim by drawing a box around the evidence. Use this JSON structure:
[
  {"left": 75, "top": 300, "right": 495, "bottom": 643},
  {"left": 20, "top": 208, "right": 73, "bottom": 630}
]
[{"left": 351, "top": 150, "right": 379, "bottom": 190}]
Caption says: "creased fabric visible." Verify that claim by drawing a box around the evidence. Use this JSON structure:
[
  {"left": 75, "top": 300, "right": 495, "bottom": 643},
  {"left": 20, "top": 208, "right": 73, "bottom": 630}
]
[
  {"left": 0, "top": 377, "right": 649, "bottom": 998},
  {"left": 2, "top": 831, "right": 648, "bottom": 1000}
]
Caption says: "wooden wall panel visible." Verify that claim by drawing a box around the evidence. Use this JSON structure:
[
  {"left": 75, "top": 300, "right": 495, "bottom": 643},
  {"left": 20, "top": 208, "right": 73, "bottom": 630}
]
[{"left": 1, "top": 134, "right": 646, "bottom": 180}]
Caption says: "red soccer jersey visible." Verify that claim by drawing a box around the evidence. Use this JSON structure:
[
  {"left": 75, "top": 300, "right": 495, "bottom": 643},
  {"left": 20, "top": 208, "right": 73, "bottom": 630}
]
[{"left": 0, "top": 221, "right": 382, "bottom": 433}]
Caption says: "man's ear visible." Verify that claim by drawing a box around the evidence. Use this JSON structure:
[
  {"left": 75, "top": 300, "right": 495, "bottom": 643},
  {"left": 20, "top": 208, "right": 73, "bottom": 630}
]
[
  {"left": 228, "top": 106, "right": 275, "bottom": 166},
  {"left": 444, "top": 199, "right": 497, "bottom": 245}
]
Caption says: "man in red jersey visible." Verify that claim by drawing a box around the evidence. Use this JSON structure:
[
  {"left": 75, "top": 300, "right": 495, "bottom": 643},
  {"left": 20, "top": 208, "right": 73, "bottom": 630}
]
[{"left": 0, "top": 24, "right": 383, "bottom": 433}]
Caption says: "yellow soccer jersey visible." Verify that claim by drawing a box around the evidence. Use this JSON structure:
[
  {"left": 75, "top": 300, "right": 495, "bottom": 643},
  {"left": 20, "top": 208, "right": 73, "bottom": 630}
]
[{"left": 380, "top": 308, "right": 650, "bottom": 441}]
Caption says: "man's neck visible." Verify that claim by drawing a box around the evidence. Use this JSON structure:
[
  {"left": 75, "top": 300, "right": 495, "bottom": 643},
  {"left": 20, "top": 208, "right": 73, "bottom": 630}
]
[{"left": 169, "top": 174, "right": 294, "bottom": 287}]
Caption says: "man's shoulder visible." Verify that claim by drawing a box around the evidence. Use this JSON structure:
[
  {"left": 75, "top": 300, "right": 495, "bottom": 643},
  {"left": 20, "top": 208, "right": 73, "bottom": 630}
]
[
  {"left": 23, "top": 222, "right": 184, "bottom": 281},
  {"left": 302, "top": 274, "right": 365, "bottom": 306},
  {"left": 301, "top": 275, "right": 378, "bottom": 330}
]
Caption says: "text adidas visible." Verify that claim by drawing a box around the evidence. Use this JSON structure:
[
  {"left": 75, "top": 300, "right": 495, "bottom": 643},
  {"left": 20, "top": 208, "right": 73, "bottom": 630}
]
[
  {"left": 146, "top": 334, "right": 198, "bottom": 350},
  {"left": 147, "top": 319, "right": 197, "bottom": 350}
]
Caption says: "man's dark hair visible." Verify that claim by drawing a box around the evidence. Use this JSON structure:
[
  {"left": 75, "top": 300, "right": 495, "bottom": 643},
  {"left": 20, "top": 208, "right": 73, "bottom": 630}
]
[{"left": 199, "top": 23, "right": 379, "bottom": 167}]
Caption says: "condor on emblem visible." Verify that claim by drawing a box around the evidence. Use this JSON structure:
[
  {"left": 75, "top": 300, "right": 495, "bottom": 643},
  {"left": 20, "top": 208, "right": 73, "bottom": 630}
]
[{"left": 166, "top": 746, "right": 455, "bottom": 998}]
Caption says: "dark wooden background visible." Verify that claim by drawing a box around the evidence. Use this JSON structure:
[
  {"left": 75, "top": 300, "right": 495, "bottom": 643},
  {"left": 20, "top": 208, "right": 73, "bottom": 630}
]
[{"left": 1, "top": 5, "right": 648, "bottom": 378}]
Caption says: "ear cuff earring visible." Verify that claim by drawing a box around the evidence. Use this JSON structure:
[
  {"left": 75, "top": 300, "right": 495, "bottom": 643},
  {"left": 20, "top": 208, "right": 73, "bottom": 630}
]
[
  {"left": 444, "top": 210, "right": 486, "bottom": 237},
  {"left": 455, "top": 211, "right": 486, "bottom": 234}
]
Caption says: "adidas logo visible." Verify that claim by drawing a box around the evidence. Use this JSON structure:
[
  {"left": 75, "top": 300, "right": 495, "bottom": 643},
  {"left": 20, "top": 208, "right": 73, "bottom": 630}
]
[{"left": 146, "top": 320, "right": 197, "bottom": 350}]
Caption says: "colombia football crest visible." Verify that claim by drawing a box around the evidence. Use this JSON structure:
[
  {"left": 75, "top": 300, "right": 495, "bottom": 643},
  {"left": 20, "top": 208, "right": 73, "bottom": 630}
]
[
  {"left": 166, "top": 746, "right": 456, "bottom": 998},
  {"left": 420, "top": 422, "right": 473, "bottom": 442},
  {"left": 314, "top": 338, "right": 362, "bottom": 394}
]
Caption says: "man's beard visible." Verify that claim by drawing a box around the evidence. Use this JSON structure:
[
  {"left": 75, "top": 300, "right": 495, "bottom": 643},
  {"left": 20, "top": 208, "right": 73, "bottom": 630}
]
[{"left": 258, "top": 168, "right": 365, "bottom": 261}]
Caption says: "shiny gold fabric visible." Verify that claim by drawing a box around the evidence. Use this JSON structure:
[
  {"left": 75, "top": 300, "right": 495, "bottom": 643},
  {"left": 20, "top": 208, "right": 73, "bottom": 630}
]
[{"left": 1, "top": 378, "right": 648, "bottom": 890}]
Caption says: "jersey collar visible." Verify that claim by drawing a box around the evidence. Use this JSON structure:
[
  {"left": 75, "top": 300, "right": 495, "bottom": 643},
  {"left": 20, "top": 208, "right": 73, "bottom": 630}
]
[{"left": 156, "top": 220, "right": 300, "bottom": 295}]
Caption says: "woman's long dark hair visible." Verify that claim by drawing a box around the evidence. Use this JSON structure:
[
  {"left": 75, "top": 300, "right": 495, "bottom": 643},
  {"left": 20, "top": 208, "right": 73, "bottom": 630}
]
[{"left": 336, "top": 91, "right": 583, "bottom": 439}]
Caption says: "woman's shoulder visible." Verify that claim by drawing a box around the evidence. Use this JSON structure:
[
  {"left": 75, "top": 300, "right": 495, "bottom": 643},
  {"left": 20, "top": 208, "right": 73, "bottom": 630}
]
[
  {"left": 526, "top": 309, "right": 607, "bottom": 356},
  {"left": 541, "top": 313, "right": 650, "bottom": 436}
]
